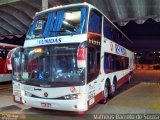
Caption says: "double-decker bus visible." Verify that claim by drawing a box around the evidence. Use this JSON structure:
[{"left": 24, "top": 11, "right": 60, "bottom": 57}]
[
  {"left": 7, "top": 3, "right": 134, "bottom": 112},
  {"left": 0, "top": 43, "right": 18, "bottom": 82}
]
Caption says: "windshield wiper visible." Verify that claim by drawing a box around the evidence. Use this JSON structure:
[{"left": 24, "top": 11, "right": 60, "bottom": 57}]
[
  {"left": 54, "top": 81, "right": 73, "bottom": 84},
  {"left": 54, "top": 81, "right": 81, "bottom": 85},
  {"left": 54, "top": 81, "right": 82, "bottom": 85}
]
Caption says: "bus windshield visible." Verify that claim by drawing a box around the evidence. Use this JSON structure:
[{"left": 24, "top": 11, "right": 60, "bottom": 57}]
[
  {"left": 26, "top": 6, "right": 87, "bottom": 39},
  {"left": 19, "top": 44, "right": 85, "bottom": 87}
]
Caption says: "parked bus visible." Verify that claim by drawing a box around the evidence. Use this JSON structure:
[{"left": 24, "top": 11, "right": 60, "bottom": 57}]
[
  {"left": 0, "top": 43, "right": 18, "bottom": 82},
  {"left": 7, "top": 3, "right": 134, "bottom": 112}
]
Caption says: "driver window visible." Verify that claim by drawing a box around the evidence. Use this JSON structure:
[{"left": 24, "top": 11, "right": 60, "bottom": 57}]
[{"left": 87, "top": 47, "right": 100, "bottom": 83}]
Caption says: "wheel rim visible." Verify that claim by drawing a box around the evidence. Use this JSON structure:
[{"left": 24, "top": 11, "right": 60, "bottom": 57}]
[
  {"left": 129, "top": 75, "right": 131, "bottom": 82},
  {"left": 104, "top": 85, "right": 108, "bottom": 99},
  {"left": 112, "top": 83, "right": 116, "bottom": 93}
]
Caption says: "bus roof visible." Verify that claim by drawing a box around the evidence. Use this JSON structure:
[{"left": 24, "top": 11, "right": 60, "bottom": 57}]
[
  {"left": 35, "top": 2, "right": 90, "bottom": 16},
  {"left": 35, "top": 2, "right": 132, "bottom": 44}
]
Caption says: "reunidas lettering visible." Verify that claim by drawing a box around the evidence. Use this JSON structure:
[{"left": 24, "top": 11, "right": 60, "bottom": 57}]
[{"left": 38, "top": 38, "right": 61, "bottom": 45}]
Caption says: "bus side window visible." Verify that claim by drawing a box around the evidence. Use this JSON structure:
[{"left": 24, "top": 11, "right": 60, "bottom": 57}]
[
  {"left": 87, "top": 48, "right": 95, "bottom": 74},
  {"left": 104, "top": 53, "right": 129, "bottom": 73},
  {"left": 112, "top": 29, "right": 117, "bottom": 43},
  {"left": 104, "top": 53, "right": 110, "bottom": 73},
  {"left": 87, "top": 47, "right": 100, "bottom": 82},
  {"left": 96, "top": 52, "right": 100, "bottom": 74},
  {"left": 125, "top": 57, "right": 129, "bottom": 69},
  {"left": 88, "top": 10, "right": 102, "bottom": 34},
  {"left": 103, "top": 19, "right": 112, "bottom": 39},
  {"left": 0, "top": 49, "right": 5, "bottom": 59}
]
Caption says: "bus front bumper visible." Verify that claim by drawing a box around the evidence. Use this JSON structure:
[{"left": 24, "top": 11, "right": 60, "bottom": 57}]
[{"left": 22, "top": 96, "right": 88, "bottom": 112}]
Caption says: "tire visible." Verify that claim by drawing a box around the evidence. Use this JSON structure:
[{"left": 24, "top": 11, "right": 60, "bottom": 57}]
[
  {"left": 99, "top": 81, "right": 109, "bottom": 104},
  {"left": 109, "top": 80, "right": 117, "bottom": 98},
  {"left": 127, "top": 74, "right": 132, "bottom": 83}
]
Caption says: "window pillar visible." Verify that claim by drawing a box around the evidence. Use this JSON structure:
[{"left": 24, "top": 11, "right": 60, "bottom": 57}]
[{"left": 42, "top": 0, "right": 48, "bottom": 10}]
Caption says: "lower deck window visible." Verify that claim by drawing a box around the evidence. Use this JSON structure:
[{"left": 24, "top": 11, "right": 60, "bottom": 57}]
[{"left": 104, "top": 53, "right": 129, "bottom": 73}]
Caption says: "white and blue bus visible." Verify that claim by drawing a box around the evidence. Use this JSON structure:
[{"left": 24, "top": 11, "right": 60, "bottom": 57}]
[{"left": 7, "top": 3, "right": 134, "bottom": 112}]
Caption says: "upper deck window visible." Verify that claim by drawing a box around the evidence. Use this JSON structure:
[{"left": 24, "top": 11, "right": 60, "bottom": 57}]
[
  {"left": 26, "top": 7, "right": 87, "bottom": 39},
  {"left": 88, "top": 10, "right": 102, "bottom": 34},
  {"left": 103, "top": 19, "right": 112, "bottom": 39}
]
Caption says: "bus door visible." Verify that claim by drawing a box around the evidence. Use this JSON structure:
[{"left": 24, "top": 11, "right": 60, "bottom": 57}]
[
  {"left": 87, "top": 46, "right": 101, "bottom": 107},
  {"left": 87, "top": 8, "right": 102, "bottom": 107}
]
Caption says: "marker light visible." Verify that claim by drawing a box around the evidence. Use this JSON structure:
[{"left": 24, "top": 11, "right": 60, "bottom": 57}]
[
  {"left": 34, "top": 48, "right": 43, "bottom": 53},
  {"left": 83, "top": 2, "right": 87, "bottom": 5}
]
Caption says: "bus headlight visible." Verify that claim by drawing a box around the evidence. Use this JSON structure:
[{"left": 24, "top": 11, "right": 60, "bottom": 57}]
[{"left": 64, "top": 93, "right": 84, "bottom": 100}]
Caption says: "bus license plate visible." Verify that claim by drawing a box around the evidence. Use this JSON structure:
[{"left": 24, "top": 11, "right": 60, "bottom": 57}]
[{"left": 41, "top": 103, "right": 51, "bottom": 108}]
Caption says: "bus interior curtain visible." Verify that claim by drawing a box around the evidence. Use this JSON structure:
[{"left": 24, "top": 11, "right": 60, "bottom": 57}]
[
  {"left": 51, "top": 10, "right": 64, "bottom": 36},
  {"left": 28, "top": 16, "right": 39, "bottom": 36},
  {"left": 43, "top": 13, "right": 55, "bottom": 37},
  {"left": 76, "top": 7, "right": 86, "bottom": 34}
]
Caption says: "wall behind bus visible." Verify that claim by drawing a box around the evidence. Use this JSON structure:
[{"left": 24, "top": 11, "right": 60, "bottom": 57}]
[
  {"left": 117, "top": 18, "right": 160, "bottom": 52},
  {"left": 117, "top": 18, "right": 160, "bottom": 64}
]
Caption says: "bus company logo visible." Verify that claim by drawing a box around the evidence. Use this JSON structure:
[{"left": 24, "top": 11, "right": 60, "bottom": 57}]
[
  {"left": 38, "top": 38, "right": 62, "bottom": 45},
  {"left": 44, "top": 92, "right": 48, "bottom": 97},
  {"left": 70, "top": 87, "right": 77, "bottom": 93},
  {"left": 115, "top": 44, "right": 127, "bottom": 56}
]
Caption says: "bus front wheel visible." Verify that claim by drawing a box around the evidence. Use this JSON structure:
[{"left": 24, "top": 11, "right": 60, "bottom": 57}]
[
  {"left": 99, "top": 81, "right": 109, "bottom": 104},
  {"left": 109, "top": 80, "right": 117, "bottom": 98},
  {"left": 127, "top": 74, "right": 132, "bottom": 83}
]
